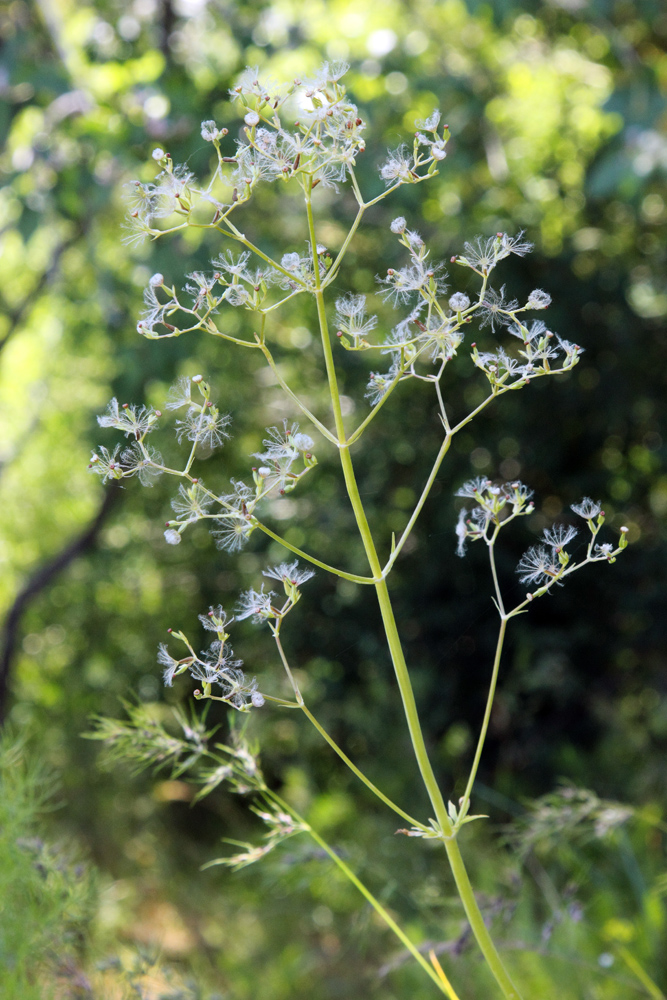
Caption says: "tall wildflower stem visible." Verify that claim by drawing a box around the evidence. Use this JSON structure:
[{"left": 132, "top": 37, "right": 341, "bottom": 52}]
[{"left": 305, "top": 183, "right": 523, "bottom": 1000}]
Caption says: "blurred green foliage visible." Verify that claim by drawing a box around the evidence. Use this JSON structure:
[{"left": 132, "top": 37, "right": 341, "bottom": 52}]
[
  {"left": 0, "top": 731, "right": 96, "bottom": 998},
  {"left": 1, "top": 0, "right": 666, "bottom": 995}
]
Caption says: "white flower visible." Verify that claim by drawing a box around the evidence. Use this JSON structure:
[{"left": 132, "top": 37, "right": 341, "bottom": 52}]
[
  {"left": 415, "top": 110, "right": 441, "bottom": 132},
  {"left": 213, "top": 250, "right": 252, "bottom": 277},
  {"left": 219, "top": 478, "right": 254, "bottom": 512},
  {"left": 120, "top": 443, "right": 163, "bottom": 486},
  {"left": 449, "top": 292, "right": 470, "bottom": 312},
  {"left": 571, "top": 497, "right": 602, "bottom": 520},
  {"left": 149, "top": 273, "right": 164, "bottom": 286},
  {"left": 235, "top": 586, "right": 276, "bottom": 623},
  {"left": 164, "top": 529, "right": 182, "bottom": 545},
  {"left": 199, "top": 605, "right": 232, "bottom": 632},
  {"left": 557, "top": 337, "right": 584, "bottom": 366},
  {"left": 455, "top": 477, "right": 491, "bottom": 499},
  {"left": 379, "top": 145, "right": 413, "bottom": 185},
  {"left": 404, "top": 229, "right": 424, "bottom": 248},
  {"left": 198, "top": 411, "right": 232, "bottom": 450},
  {"left": 263, "top": 560, "right": 315, "bottom": 586},
  {"left": 542, "top": 524, "right": 578, "bottom": 551},
  {"left": 152, "top": 147, "right": 166, "bottom": 160},
  {"left": 479, "top": 285, "right": 519, "bottom": 332},
  {"left": 88, "top": 444, "right": 123, "bottom": 482},
  {"left": 176, "top": 407, "right": 231, "bottom": 449},
  {"left": 499, "top": 231, "right": 533, "bottom": 257},
  {"left": 201, "top": 120, "right": 225, "bottom": 141},
  {"left": 390, "top": 217, "right": 406, "bottom": 234},
  {"left": 165, "top": 376, "right": 193, "bottom": 410},
  {"left": 335, "top": 293, "right": 377, "bottom": 340},
  {"left": 527, "top": 288, "right": 551, "bottom": 310},
  {"left": 454, "top": 232, "right": 532, "bottom": 275},
  {"left": 305, "top": 60, "right": 350, "bottom": 90},
  {"left": 456, "top": 508, "right": 468, "bottom": 557},
  {"left": 171, "top": 482, "right": 214, "bottom": 520},
  {"left": 244, "top": 111, "right": 260, "bottom": 127},
  {"left": 158, "top": 643, "right": 185, "bottom": 685},
  {"left": 223, "top": 285, "right": 250, "bottom": 307},
  {"left": 97, "top": 398, "right": 159, "bottom": 438},
  {"left": 505, "top": 481, "right": 534, "bottom": 510},
  {"left": 516, "top": 545, "right": 559, "bottom": 586},
  {"left": 281, "top": 252, "right": 302, "bottom": 271},
  {"left": 212, "top": 515, "right": 254, "bottom": 553},
  {"left": 255, "top": 421, "right": 311, "bottom": 462},
  {"left": 365, "top": 361, "right": 399, "bottom": 405}
]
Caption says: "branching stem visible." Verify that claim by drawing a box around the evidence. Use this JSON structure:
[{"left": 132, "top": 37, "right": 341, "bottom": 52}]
[
  {"left": 458, "top": 616, "right": 508, "bottom": 822},
  {"left": 263, "top": 788, "right": 452, "bottom": 996},
  {"left": 306, "top": 182, "right": 523, "bottom": 1000}
]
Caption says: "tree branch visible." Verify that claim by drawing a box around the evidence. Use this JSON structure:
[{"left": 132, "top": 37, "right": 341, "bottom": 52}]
[{"left": 0, "top": 483, "right": 121, "bottom": 721}]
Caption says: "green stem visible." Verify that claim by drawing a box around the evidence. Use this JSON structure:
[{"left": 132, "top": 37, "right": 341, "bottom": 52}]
[
  {"left": 300, "top": 702, "right": 425, "bottom": 829},
  {"left": 618, "top": 946, "right": 667, "bottom": 1000},
  {"left": 258, "top": 341, "right": 337, "bottom": 444},
  {"left": 272, "top": 631, "right": 302, "bottom": 698},
  {"left": 306, "top": 183, "right": 523, "bottom": 1000},
  {"left": 205, "top": 320, "right": 261, "bottom": 347},
  {"left": 264, "top": 789, "right": 450, "bottom": 996},
  {"left": 218, "top": 218, "right": 308, "bottom": 287},
  {"left": 442, "top": 837, "right": 523, "bottom": 1000},
  {"left": 458, "top": 617, "right": 507, "bottom": 819},
  {"left": 345, "top": 365, "right": 408, "bottom": 445},
  {"left": 487, "top": 530, "right": 505, "bottom": 617},
  {"left": 255, "top": 521, "right": 374, "bottom": 584},
  {"left": 383, "top": 434, "right": 452, "bottom": 574},
  {"left": 322, "top": 203, "right": 365, "bottom": 288}
]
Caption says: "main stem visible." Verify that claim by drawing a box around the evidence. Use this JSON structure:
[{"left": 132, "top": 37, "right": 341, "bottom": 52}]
[{"left": 305, "top": 187, "right": 523, "bottom": 1000}]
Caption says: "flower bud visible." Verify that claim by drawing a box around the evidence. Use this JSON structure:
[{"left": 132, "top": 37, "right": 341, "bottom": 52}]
[{"left": 449, "top": 292, "right": 470, "bottom": 312}]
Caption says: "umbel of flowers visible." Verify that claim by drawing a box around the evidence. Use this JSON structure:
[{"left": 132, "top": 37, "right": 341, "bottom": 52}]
[{"left": 90, "top": 62, "right": 628, "bottom": 1000}]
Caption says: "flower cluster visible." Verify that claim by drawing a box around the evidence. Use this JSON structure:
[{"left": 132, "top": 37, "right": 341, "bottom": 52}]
[
  {"left": 155, "top": 560, "right": 314, "bottom": 712},
  {"left": 332, "top": 221, "right": 583, "bottom": 411},
  {"left": 334, "top": 294, "right": 378, "bottom": 349},
  {"left": 515, "top": 525, "right": 579, "bottom": 587},
  {"left": 159, "top": 607, "right": 263, "bottom": 711},
  {"left": 123, "top": 158, "right": 196, "bottom": 245},
  {"left": 455, "top": 479, "right": 629, "bottom": 603},
  {"left": 158, "top": 607, "right": 264, "bottom": 712},
  {"left": 90, "top": 379, "right": 318, "bottom": 551},
  {"left": 235, "top": 560, "right": 315, "bottom": 625},
  {"left": 379, "top": 110, "right": 450, "bottom": 186},
  {"left": 455, "top": 478, "right": 534, "bottom": 556}
]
